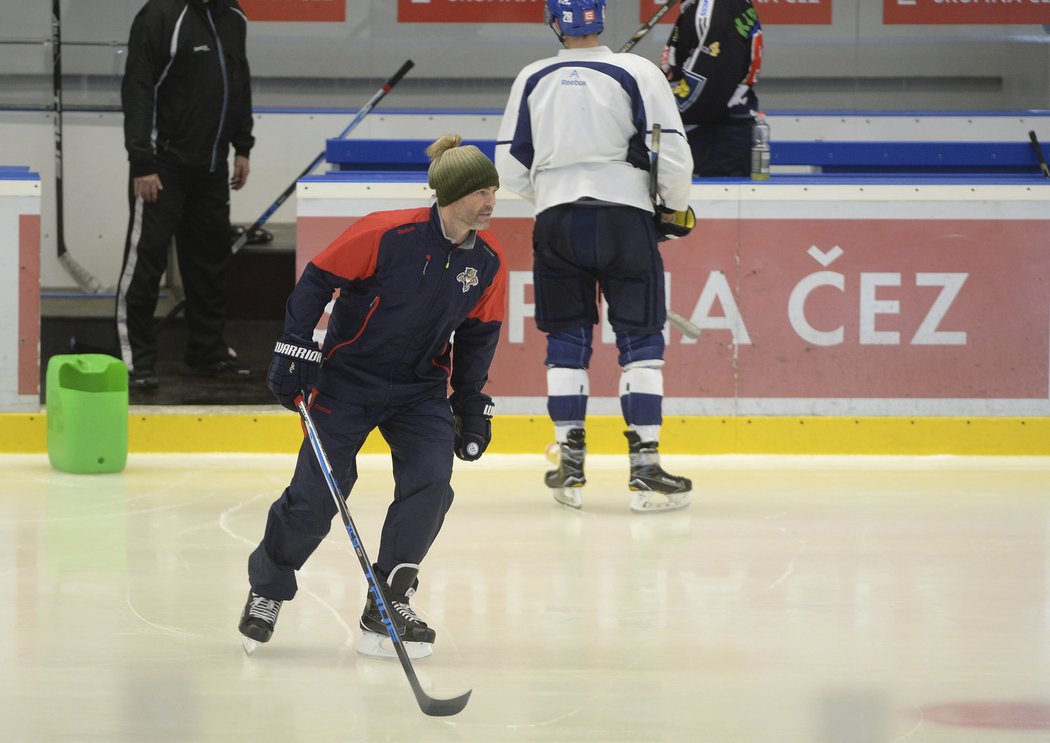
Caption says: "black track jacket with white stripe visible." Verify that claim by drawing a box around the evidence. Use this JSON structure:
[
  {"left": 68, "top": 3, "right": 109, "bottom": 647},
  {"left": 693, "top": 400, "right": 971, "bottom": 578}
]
[
  {"left": 286, "top": 205, "right": 507, "bottom": 407},
  {"left": 122, "top": 0, "right": 254, "bottom": 177}
]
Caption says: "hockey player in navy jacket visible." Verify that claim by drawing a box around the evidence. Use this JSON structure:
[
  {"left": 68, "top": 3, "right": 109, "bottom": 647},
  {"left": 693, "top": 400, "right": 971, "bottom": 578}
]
[{"left": 239, "top": 136, "right": 506, "bottom": 660}]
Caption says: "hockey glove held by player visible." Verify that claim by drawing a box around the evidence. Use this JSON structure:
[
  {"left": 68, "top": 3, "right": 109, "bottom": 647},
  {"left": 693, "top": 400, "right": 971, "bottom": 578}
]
[
  {"left": 657, "top": 205, "right": 696, "bottom": 242},
  {"left": 267, "top": 334, "right": 322, "bottom": 412},
  {"left": 450, "top": 393, "right": 494, "bottom": 462}
]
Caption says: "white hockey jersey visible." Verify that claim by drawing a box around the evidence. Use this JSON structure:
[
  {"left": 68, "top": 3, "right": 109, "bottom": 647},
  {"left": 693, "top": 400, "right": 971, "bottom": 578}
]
[{"left": 496, "top": 46, "right": 693, "bottom": 216}]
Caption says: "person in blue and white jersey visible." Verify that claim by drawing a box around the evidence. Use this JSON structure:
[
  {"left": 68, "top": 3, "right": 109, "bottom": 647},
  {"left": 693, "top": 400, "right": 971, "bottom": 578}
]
[{"left": 496, "top": 0, "right": 696, "bottom": 514}]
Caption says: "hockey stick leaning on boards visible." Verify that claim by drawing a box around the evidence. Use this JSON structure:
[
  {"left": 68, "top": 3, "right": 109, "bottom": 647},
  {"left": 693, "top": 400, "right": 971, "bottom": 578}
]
[{"left": 157, "top": 60, "right": 415, "bottom": 329}]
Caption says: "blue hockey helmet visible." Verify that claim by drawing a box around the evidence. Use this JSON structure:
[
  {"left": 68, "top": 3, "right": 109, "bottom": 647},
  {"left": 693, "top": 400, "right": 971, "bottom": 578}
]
[{"left": 545, "top": 0, "right": 605, "bottom": 37}]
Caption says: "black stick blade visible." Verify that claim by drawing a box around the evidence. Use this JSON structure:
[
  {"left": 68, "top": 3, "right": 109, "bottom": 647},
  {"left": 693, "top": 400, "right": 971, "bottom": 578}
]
[{"left": 417, "top": 688, "right": 472, "bottom": 717}]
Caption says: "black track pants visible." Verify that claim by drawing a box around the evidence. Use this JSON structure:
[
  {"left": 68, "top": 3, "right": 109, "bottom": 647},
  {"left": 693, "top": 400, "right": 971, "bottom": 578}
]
[
  {"left": 115, "top": 161, "right": 232, "bottom": 372},
  {"left": 247, "top": 392, "right": 456, "bottom": 601},
  {"left": 688, "top": 117, "right": 754, "bottom": 177}
]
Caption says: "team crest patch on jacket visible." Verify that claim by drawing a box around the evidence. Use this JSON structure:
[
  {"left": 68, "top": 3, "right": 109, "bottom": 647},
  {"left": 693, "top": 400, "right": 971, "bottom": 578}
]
[
  {"left": 673, "top": 69, "right": 707, "bottom": 113},
  {"left": 457, "top": 267, "right": 479, "bottom": 293}
]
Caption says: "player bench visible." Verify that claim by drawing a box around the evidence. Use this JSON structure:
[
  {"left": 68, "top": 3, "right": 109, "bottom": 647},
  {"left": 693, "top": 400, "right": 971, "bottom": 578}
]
[
  {"left": 771, "top": 140, "right": 1050, "bottom": 176},
  {"left": 324, "top": 136, "right": 1049, "bottom": 177}
]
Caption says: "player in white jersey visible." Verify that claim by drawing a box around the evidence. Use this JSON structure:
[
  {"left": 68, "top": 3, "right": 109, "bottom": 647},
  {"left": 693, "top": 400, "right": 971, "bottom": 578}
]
[{"left": 496, "top": 0, "right": 696, "bottom": 513}]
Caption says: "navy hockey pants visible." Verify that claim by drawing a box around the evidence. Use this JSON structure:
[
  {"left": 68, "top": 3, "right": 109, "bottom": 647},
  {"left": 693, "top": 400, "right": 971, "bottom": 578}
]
[
  {"left": 532, "top": 202, "right": 666, "bottom": 336},
  {"left": 247, "top": 391, "right": 456, "bottom": 601}
]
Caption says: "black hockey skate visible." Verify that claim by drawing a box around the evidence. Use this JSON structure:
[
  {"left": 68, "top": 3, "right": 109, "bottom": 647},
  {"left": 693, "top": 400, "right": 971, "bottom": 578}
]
[
  {"left": 544, "top": 427, "right": 586, "bottom": 509},
  {"left": 625, "top": 431, "right": 692, "bottom": 513},
  {"left": 358, "top": 563, "right": 436, "bottom": 660},
  {"left": 239, "top": 591, "right": 283, "bottom": 655}
]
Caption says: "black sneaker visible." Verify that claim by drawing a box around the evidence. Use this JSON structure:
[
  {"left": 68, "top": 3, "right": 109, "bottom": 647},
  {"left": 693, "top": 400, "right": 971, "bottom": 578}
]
[
  {"left": 625, "top": 430, "right": 691, "bottom": 513},
  {"left": 545, "top": 427, "right": 586, "bottom": 508},
  {"left": 357, "top": 563, "right": 435, "bottom": 659},
  {"left": 183, "top": 347, "right": 251, "bottom": 378},
  {"left": 239, "top": 590, "right": 283, "bottom": 654},
  {"left": 129, "top": 368, "right": 159, "bottom": 390}
]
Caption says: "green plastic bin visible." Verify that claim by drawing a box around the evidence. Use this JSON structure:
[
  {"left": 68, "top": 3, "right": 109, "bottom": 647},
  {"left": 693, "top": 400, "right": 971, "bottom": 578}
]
[{"left": 46, "top": 354, "right": 129, "bottom": 474}]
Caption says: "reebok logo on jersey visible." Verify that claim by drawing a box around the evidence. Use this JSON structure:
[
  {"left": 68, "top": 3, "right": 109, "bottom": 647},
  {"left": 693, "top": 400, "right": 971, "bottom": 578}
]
[
  {"left": 457, "top": 267, "right": 479, "bottom": 293},
  {"left": 562, "top": 69, "right": 587, "bottom": 87}
]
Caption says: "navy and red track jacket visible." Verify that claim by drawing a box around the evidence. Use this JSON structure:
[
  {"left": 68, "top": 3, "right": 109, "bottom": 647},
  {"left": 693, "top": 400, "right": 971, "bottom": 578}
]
[{"left": 287, "top": 205, "right": 507, "bottom": 406}]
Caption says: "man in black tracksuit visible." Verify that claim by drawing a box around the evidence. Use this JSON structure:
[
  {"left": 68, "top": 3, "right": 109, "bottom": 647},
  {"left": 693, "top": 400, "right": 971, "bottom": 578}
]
[
  {"left": 117, "top": 0, "right": 254, "bottom": 389},
  {"left": 238, "top": 136, "right": 506, "bottom": 661},
  {"left": 661, "top": 0, "right": 763, "bottom": 177}
]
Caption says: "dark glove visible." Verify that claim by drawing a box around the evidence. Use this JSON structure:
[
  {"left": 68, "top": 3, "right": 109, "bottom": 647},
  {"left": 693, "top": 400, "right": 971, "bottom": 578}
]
[
  {"left": 267, "top": 334, "right": 322, "bottom": 411},
  {"left": 450, "top": 393, "right": 494, "bottom": 462},
  {"left": 656, "top": 205, "right": 696, "bottom": 241}
]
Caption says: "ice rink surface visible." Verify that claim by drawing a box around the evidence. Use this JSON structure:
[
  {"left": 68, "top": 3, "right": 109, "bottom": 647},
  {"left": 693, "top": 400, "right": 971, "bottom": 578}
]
[{"left": 2, "top": 452, "right": 1049, "bottom": 742}]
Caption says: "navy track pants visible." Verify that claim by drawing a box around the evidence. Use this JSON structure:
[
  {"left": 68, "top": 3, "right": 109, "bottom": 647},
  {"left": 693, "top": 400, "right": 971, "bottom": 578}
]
[{"left": 247, "top": 391, "right": 455, "bottom": 601}]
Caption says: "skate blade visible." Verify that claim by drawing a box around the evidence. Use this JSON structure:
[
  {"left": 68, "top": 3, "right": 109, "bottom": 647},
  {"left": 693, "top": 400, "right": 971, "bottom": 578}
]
[
  {"left": 630, "top": 491, "right": 690, "bottom": 514},
  {"left": 552, "top": 487, "right": 583, "bottom": 509},
  {"left": 241, "top": 636, "right": 260, "bottom": 656},
  {"left": 356, "top": 630, "right": 433, "bottom": 660}
]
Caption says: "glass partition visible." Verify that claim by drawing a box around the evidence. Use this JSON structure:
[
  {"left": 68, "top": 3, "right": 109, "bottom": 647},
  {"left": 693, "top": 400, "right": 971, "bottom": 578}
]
[{"left": 1, "top": 1, "right": 1047, "bottom": 113}]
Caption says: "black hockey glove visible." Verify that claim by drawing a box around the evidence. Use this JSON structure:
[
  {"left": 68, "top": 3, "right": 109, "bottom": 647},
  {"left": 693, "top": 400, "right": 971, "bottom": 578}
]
[
  {"left": 450, "top": 393, "right": 494, "bottom": 462},
  {"left": 267, "top": 334, "right": 323, "bottom": 411},
  {"left": 656, "top": 205, "right": 696, "bottom": 242}
]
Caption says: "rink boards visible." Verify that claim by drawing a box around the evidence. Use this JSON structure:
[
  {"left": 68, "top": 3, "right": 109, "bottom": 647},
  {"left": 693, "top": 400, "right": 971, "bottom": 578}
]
[
  {"left": 295, "top": 176, "right": 1050, "bottom": 420},
  {"left": 0, "top": 168, "right": 40, "bottom": 413},
  {"left": 6, "top": 173, "right": 1050, "bottom": 455}
]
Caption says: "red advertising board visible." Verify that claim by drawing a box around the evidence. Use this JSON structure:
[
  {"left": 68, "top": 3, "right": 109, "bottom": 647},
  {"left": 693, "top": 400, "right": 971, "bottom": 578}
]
[
  {"left": 398, "top": 0, "right": 544, "bottom": 23},
  {"left": 239, "top": 0, "right": 346, "bottom": 23},
  {"left": 884, "top": 0, "right": 1050, "bottom": 25},
  {"left": 642, "top": 0, "right": 832, "bottom": 26},
  {"left": 297, "top": 212, "right": 1050, "bottom": 405}
]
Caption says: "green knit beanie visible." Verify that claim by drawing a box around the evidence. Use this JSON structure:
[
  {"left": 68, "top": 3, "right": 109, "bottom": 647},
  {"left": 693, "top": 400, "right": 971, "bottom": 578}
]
[{"left": 426, "top": 134, "right": 499, "bottom": 206}]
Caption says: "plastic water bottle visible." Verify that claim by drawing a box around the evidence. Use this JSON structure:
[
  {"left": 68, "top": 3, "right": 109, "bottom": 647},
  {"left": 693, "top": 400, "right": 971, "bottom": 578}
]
[{"left": 751, "top": 112, "right": 771, "bottom": 181}]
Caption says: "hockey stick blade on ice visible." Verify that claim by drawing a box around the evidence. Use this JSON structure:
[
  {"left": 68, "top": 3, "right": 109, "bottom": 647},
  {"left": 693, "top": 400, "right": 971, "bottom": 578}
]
[
  {"left": 295, "top": 397, "right": 471, "bottom": 717},
  {"left": 620, "top": 0, "right": 679, "bottom": 53},
  {"left": 1029, "top": 130, "right": 1049, "bottom": 179},
  {"left": 162, "top": 61, "right": 415, "bottom": 327},
  {"left": 231, "top": 59, "right": 415, "bottom": 254}
]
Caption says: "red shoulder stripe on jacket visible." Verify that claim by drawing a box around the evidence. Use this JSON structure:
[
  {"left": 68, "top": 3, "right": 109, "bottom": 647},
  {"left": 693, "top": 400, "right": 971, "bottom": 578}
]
[{"left": 311, "top": 207, "right": 431, "bottom": 281}]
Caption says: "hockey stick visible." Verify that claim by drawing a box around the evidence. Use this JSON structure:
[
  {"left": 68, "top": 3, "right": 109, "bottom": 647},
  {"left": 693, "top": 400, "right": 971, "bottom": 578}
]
[
  {"left": 1029, "top": 130, "right": 1049, "bottom": 179},
  {"left": 295, "top": 397, "right": 471, "bottom": 718},
  {"left": 649, "top": 125, "right": 702, "bottom": 339},
  {"left": 630, "top": 10, "right": 699, "bottom": 339},
  {"left": 620, "top": 0, "right": 680, "bottom": 53},
  {"left": 231, "top": 59, "right": 415, "bottom": 254},
  {"left": 156, "top": 59, "right": 415, "bottom": 329},
  {"left": 52, "top": 0, "right": 106, "bottom": 293}
]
